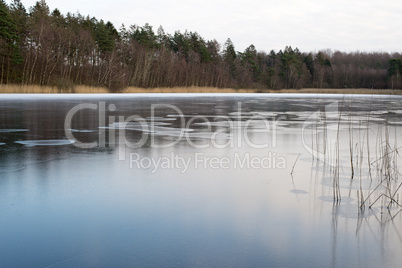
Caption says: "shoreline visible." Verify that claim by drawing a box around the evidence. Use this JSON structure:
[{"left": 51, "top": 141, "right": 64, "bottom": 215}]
[{"left": 0, "top": 85, "right": 401, "bottom": 95}]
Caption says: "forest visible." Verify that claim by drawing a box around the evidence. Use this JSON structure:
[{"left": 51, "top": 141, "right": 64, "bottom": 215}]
[{"left": 1, "top": 0, "right": 402, "bottom": 92}]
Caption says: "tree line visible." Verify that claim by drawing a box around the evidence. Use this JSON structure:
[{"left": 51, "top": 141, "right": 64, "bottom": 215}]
[{"left": 1, "top": 0, "right": 402, "bottom": 92}]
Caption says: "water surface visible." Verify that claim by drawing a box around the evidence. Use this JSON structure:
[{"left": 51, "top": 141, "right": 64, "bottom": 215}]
[{"left": 1, "top": 94, "right": 402, "bottom": 267}]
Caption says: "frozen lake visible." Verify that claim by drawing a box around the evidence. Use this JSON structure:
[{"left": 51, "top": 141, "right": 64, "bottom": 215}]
[{"left": 0, "top": 93, "right": 402, "bottom": 267}]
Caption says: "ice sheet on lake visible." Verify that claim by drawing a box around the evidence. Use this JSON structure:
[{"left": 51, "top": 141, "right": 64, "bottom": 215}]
[
  {"left": 185, "top": 131, "right": 232, "bottom": 139},
  {"left": 330, "top": 203, "right": 377, "bottom": 219},
  {"left": 68, "top": 129, "right": 94, "bottom": 133},
  {"left": 167, "top": 115, "right": 229, "bottom": 119},
  {"left": 251, "top": 111, "right": 279, "bottom": 117},
  {"left": 193, "top": 120, "right": 277, "bottom": 129},
  {"left": 0, "top": 129, "right": 29, "bottom": 133},
  {"left": 290, "top": 189, "right": 308, "bottom": 194},
  {"left": 229, "top": 111, "right": 258, "bottom": 117},
  {"left": 108, "top": 121, "right": 173, "bottom": 128},
  {"left": 193, "top": 121, "right": 232, "bottom": 127},
  {"left": 343, "top": 116, "right": 385, "bottom": 122},
  {"left": 228, "top": 113, "right": 279, "bottom": 120},
  {"left": 162, "top": 132, "right": 232, "bottom": 141},
  {"left": 145, "top": 117, "right": 176, "bottom": 121},
  {"left": 15, "top": 139, "right": 75, "bottom": 146},
  {"left": 319, "top": 196, "right": 354, "bottom": 203},
  {"left": 150, "top": 122, "right": 173, "bottom": 126},
  {"left": 102, "top": 122, "right": 194, "bottom": 135},
  {"left": 285, "top": 111, "right": 316, "bottom": 118},
  {"left": 166, "top": 114, "right": 230, "bottom": 119},
  {"left": 369, "top": 110, "right": 390, "bottom": 115},
  {"left": 323, "top": 124, "right": 353, "bottom": 131}
]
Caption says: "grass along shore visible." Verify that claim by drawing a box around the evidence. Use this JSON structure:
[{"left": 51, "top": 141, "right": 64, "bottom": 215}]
[{"left": 1, "top": 84, "right": 402, "bottom": 95}]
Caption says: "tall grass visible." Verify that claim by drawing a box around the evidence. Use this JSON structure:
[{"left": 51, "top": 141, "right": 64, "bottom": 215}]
[
  {"left": 123, "top": 86, "right": 254, "bottom": 93},
  {"left": 0, "top": 84, "right": 109, "bottom": 93}
]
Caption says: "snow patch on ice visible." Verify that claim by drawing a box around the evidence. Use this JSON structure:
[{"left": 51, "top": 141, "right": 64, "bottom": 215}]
[
  {"left": 0, "top": 129, "right": 29, "bottom": 133},
  {"left": 15, "top": 139, "right": 75, "bottom": 146}
]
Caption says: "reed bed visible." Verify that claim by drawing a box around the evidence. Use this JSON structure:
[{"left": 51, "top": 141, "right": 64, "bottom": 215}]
[
  {"left": 311, "top": 99, "right": 402, "bottom": 210},
  {"left": 0, "top": 84, "right": 109, "bottom": 94},
  {"left": 123, "top": 86, "right": 253, "bottom": 93}
]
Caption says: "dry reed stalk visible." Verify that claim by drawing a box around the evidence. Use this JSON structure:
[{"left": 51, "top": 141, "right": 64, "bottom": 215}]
[
  {"left": 124, "top": 86, "right": 253, "bottom": 93},
  {"left": 332, "top": 101, "right": 343, "bottom": 202},
  {"left": 0, "top": 84, "right": 109, "bottom": 93},
  {"left": 290, "top": 154, "right": 301, "bottom": 175},
  {"left": 348, "top": 107, "right": 354, "bottom": 179},
  {"left": 309, "top": 97, "right": 401, "bottom": 210}
]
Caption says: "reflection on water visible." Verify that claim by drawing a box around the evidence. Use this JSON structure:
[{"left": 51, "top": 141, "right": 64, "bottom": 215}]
[{"left": 0, "top": 94, "right": 402, "bottom": 267}]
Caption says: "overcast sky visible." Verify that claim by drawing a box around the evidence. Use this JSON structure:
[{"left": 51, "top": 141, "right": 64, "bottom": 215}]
[{"left": 10, "top": 0, "right": 402, "bottom": 53}]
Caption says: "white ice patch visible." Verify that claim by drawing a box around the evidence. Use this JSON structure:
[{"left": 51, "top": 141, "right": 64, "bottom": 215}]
[
  {"left": 102, "top": 122, "right": 194, "bottom": 135},
  {"left": 15, "top": 139, "right": 75, "bottom": 146},
  {"left": 145, "top": 117, "right": 176, "bottom": 121},
  {"left": 369, "top": 110, "right": 390, "bottom": 115},
  {"left": 228, "top": 111, "right": 256, "bottom": 117},
  {"left": 252, "top": 111, "right": 279, "bottom": 117},
  {"left": 0, "top": 129, "right": 29, "bottom": 133},
  {"left": 193, "top": 121, "right": 232, "bottom": 127},
  {"left": 290, "top": 189, "right": 308, "bottom": 194},
  {"left": 285, "top": 111, "right": 317, "bottom": 120},
  {"left": 185, "top": 131, "right": 232, "bottom": 139},
  {"left": 69, "top": 129, "right": 94, "bottom": 133},
  {"left": 193, "top": 120, "right": 273, "bottom": 129}
]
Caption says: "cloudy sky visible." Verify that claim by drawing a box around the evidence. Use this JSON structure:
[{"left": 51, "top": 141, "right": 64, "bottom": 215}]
[{"left": 11, "top": 0, "right": 402, "bottom": 53}]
